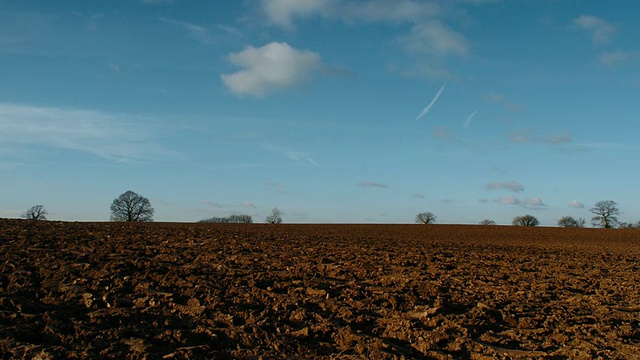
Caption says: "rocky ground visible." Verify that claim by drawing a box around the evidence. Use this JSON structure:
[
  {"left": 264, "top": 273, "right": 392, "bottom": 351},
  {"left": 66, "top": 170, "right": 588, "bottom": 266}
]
[{"left": 1, "top": 219, "right": 639, "bottom": 359}]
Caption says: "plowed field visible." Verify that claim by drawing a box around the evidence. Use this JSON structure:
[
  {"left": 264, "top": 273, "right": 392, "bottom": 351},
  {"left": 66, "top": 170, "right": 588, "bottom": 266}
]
[{"left": 1, "top": 219, "right": 639, "bottom": 359}]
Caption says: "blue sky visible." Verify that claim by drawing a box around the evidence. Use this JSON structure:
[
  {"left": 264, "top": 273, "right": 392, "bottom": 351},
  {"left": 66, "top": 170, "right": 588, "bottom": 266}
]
[{"left": 2, "top": 0, "right": 639, "bottom": 225}]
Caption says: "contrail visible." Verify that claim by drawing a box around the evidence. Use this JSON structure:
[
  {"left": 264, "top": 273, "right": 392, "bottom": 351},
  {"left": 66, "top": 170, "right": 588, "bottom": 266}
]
[
  {"left": 463, "top": 109, "right": 478, "bottom": 128},
  {"left": 415, "top": 83, "right": 446, "bottom": 120}
]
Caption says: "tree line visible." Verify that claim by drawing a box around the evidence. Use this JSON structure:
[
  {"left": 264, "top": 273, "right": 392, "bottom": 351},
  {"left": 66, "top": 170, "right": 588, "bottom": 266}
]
[
  {"left": 416, "top": 200, "right": 636, "bottom": 228},
  {"left": 21, "top": 191, "right": 284, "bottom": 224},
  {"left": 19, "top": 194, "right": 635, "bottom": 228}
]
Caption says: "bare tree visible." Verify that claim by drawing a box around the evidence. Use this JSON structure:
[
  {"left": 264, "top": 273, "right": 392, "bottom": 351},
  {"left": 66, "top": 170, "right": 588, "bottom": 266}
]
[
  {"left": 22, "top": 205, "right": 47, "bottom": 221},
  {"left": 479, "top": 219, "right": 496, "bottom": 225},
  {"left": 590, "top": 200, "right": 619, "bottom": 228},
  {"left": 110, "top": 190, "right": 154, "bottom": 222},
  {"left": 265, "top": 207, "right": 283, "bottom": 224},
  {"left": 415, "top": 212, "right": 436, "bottom": 224},
  {"left": 512, "top": 214, "right": 539, "bottom": 226},
  {"left": 557, "top": 216, "right": 586, "bottom": 228}
]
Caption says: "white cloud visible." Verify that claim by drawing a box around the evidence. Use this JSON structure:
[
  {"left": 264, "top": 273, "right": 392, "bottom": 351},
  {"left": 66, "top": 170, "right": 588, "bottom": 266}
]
[
  {"left": 358, "top": 181, "right": 388, "bottom": 188},
  {"left": 484, "top": 180, "right": 524, "bottom": 192},
  {"left": 526, "top": 197, "right": 546, "bottom": 208},
  {"left": 0, "top": 103, "right": 177, "bottom": 162},
  {"left": 261, "top": 0, "right": 440, "bottom": 29},
  {"left": 569, "top": 200, "right": 585, "bottom": 208},
  {"left": 261, "top": 0, "right": 337, "bottom": 29},
  {"left": 573, "top": 15, "right": 615, "bottom": 45},
  {"left": 401, "top": 21, "right": 469, "bottom": 58},
  {"left": 495, "top": 196, "right": 547, "bottom": 209},
  {"left": 221, "top": 42, "right": 325, "bottom": 97}
]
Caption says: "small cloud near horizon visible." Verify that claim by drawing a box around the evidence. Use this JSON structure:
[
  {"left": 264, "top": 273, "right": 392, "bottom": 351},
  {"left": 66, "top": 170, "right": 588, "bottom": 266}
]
[
  {"left": 495, "top": 196, "right": 547, "bottom": 209},
  {"left": 484, "top": 180, "right": 524, "bottom": 193},
  {"left": 569, "top": 200, "right": 585, "bottom": 208},
  {"left": 358, "top": 181, "right": 388, "bottom": 189}
]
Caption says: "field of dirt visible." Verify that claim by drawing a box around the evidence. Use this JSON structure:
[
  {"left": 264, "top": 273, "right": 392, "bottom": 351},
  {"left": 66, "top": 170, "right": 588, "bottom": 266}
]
[{"left": 1, "top": 219, "right": 639, "bottom": 359}]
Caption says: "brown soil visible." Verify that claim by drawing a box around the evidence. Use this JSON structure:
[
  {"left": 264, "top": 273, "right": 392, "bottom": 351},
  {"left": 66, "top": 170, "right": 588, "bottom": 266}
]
[{"left": 1, "top": 219, "right": 639, "bottom": 359}]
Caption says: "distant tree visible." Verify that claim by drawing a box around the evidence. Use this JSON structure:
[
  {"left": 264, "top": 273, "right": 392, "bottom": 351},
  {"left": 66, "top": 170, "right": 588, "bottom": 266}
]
[
  {"left": 110, "top": 190, "right": 154, "bottom": 222},
  {"left": 200, "top": 214, "right": 253, "bottom": 224},
  {"left": 22, "top": 205, "right": 47, "bottom": 221},
  {"left": 228, "top": 214, "right": 253, "bottom": 223},
  {"left": 512, "top": 214, "right": 539, "bottom": 226},
  {"left": 415, "top": 212, "right": 436, "bottom": 224},
  {"left": 265, "top": 207, "right": 283, "bottom": 224},
  {"left": 590, "top": 200, "right": 619, "bottom": 228},
  {"left": 618, "top": 221, "right": 637, "bottom": 229},
  {"left": 557, "top": 216, "right": 585, "bottom": 228},
  {"left": 479, "top": 219, "right": 496, "bottom": 225}
]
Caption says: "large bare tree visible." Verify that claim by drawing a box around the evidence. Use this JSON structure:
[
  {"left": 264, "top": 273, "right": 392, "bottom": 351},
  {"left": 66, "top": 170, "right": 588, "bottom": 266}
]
[
  {"left": 265, "top": 207, "right": 283, "bottom": 224},
  {"left": 110, "top": 190, "right": 154, "bottom": 222},
  {"left": 22, "top": 205, "right": 47, "bottom": 221},
  {"left": 512, "top": 214, "right": 539, "bottom": 226},
  {"left": 415, "top": 212, "right": 436, "bottom": 224},
  {"left": 590, "top": 200, "right": 619, "bottom": 228}
]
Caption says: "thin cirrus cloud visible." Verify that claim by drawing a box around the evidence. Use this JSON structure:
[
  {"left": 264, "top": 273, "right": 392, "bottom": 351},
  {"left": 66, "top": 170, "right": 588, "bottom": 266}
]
[
  {"left": 573, "top": 15, "right": 616, "bottom": 45},
  {"left": 221, "top": 42, "right": 325, "bottom": 97},
  {"left": 0, "top": 103, "right": 177, "bottom": 163},
  {"left": 158, "top": 16, "right": 216, "bottom": 45},
  {"left": 484, "top": 180, "right": 525, "bottom": 193},
  {"left": 415, "top": 83, "right": 446, "bottom": 120},
  {"left": 509, "top": 129, "right": 572, "bottom": 145}
]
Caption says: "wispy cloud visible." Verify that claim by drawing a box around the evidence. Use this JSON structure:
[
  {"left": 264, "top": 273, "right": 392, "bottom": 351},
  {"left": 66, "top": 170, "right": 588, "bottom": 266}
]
[
  {"left": 159, "top": 16, "right": 216, "bottom": 45},
  {"left": 598, "top": 50, "right": 640, "bottom": 66},
  {"left": 415, "top": 83, "right": 446, "bottom": 120},
  {"left": 463, "top": 110, "right": 478, "bottom": 128},
  {"left": 358, "top": 181, "right": 388, "bottom": 188},
  {"left": 221, "top": 42, "right": 325, "bottom": 97},
  {"left": 573, "top": 15, "right": 616, "bottom": 45},
  {"left": 412, "top": 193, "right": 426, "bottom": 199},
  {"left": 484, "top": 180, "right": 524, "bottom": 193},
  {"left": 569, "top": 200, "right": 585, "bottom": 209},
  {"left": 483, "top": 93, "right": 524, "bottom": 112},
  {"left": 509, "top": 129, "right": 572, "bottom": 145},
  {"left": 259, "top": 142, "right": 319, "bottom": 166},
  {"left": 261, "top": 0, "right": 440, "bottom": 29},
  {"left": 0, "top": 103, "right": 178, "bottom": 163}
]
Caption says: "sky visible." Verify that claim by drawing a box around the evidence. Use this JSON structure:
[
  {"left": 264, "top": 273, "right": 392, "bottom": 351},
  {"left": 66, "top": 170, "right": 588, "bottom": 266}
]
[{"left": 1, "top": 0, "right": 640, "bottom": 225}]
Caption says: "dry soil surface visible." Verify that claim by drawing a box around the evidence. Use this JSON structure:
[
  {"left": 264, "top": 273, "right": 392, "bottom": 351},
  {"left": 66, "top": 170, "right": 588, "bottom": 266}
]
[{"left": 1, "top": 219, "right": 639, "bottom": 359}]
